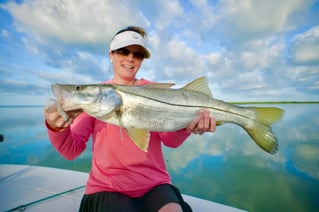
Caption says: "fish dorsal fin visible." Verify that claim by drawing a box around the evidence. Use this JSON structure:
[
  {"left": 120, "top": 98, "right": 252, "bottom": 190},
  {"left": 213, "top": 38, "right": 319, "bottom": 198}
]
[
  {"left": 125, "top": 128, "right": 150, "bottom": 152},
  {"left": 182, "top": 76, "right": 213, "bottom": 97},
  {"left": 144, "top": 83, "right": 175, "bottom": 88}
]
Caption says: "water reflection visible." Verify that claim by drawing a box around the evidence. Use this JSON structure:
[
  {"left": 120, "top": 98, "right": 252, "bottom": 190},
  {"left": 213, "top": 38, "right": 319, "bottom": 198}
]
[
  {"left": 0, "top": 105, "right": 318, "bottom": 211},
  {"left": 164, "top": 104, "right": 319, "bottom": 211}
]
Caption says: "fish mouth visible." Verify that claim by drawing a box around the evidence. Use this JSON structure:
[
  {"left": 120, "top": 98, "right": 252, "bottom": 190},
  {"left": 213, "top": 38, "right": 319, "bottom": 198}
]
[
  {"left": 52, "top": 84, "right": 64, "bottom": 103},
  {"left": 51, "top": 84, "right": 79, "bottom": 111}
]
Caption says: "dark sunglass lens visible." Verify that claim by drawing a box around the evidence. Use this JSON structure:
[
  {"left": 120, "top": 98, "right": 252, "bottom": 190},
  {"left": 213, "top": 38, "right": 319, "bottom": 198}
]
[
  {"left": 115, "top": 48, "right": 144, "bottom": 59},
  {"left": 116, "top": 48, "right": 130, "bottom": 55},
  {"left": 133, "top": 52, "right": 144, "bottom": 59}
]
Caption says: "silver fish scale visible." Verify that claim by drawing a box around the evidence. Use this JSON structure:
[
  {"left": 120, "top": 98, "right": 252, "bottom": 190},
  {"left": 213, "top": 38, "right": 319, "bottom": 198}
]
[
  {"left": 117, "top": 91, "right": 198, "bottom": 131},
  {"left": 112, "top": 86, "right": 256, "bottom": 131}
]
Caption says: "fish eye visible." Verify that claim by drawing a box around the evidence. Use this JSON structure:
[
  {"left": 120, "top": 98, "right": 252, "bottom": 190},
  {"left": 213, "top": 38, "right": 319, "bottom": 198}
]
[{"left": 75, "top": 85, "right": 82, "bottom": 91}]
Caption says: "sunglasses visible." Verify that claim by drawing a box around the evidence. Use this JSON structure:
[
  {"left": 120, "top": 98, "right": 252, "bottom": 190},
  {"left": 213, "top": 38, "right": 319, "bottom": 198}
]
[{"left": 113, "top": 48, "right": 145, "bottom": 60}]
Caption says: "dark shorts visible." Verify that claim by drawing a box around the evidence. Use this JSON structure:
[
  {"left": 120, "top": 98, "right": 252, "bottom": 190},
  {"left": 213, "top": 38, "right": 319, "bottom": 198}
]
[{"left": 79, "top": 184, "right": 192, "bottom": 212}]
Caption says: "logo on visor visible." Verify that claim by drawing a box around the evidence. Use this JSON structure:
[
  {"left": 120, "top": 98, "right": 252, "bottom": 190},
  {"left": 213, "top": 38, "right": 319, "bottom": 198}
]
[{"left": 132, "top": 33, "right": 139, "bottom": 39}]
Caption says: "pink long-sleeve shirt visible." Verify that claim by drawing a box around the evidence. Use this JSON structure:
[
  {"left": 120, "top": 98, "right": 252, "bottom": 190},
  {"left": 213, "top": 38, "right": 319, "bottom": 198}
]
[{"left": 46, "top": 79, "right": 191, "bottom": 197}]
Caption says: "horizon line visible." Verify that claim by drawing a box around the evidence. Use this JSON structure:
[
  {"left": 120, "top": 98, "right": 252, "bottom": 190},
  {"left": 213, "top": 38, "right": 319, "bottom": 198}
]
[{"left": 0, "top": 101, "right": 318, "bottom": 108}]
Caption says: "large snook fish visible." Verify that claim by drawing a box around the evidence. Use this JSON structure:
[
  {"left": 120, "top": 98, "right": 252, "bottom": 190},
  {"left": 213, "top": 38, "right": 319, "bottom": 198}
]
[{"left": 52, "top": 77, "right": 284, "bottom": 154}]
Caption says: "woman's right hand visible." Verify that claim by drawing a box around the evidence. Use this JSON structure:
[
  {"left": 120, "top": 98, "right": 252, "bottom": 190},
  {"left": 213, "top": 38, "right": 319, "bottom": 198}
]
[{"left": 44, "top": 103, "right": 82, "bottom": 132}]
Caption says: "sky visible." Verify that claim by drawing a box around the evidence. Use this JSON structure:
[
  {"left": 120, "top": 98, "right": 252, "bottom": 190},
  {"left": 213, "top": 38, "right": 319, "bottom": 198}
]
[{"left": 0, "top": 0, "right": 319, "bottom": 105}]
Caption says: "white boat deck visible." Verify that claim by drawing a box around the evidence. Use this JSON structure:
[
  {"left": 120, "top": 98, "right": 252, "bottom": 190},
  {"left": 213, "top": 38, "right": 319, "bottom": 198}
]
[{"left": 0, "top": 164, "right": 247, "bottom": 212}]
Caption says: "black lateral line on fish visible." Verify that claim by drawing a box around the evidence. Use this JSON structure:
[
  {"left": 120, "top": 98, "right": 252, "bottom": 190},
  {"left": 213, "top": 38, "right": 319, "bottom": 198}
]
[{"left": 118, "top": 89, "right": 253, "bottom": 120}]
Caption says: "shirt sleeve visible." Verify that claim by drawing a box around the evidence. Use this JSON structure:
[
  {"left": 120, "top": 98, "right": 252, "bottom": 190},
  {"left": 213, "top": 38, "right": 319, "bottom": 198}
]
[
  {"left": 45, "top": 113, "right": 93, "bottom": 160},
  {"left": 159, "top": 128, "right": 191, "bottom": 148}
]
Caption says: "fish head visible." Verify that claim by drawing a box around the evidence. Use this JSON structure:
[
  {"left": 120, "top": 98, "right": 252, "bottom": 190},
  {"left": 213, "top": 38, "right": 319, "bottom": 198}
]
[{"left": 52, "top": 84, "right": 122, "bottom": 116}]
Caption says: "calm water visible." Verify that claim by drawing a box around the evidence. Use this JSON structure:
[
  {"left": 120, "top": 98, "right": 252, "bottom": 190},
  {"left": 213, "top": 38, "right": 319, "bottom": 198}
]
[{"left": 0, "top": 104, "right": 318, "bottom": 212}]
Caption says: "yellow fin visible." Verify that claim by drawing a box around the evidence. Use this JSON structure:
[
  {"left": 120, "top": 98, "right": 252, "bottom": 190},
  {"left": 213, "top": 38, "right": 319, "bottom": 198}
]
[
  {"left": 251, "top": 107, "right": 284, "bottom": 125},
  {"left": 216, "top": 121, "right": 224, "bottom": 126},
  {"left": 245, "top": 107, "right": 284, "bottom": 154},
  {"left": 182, "top": 76, "right": 213, "bottom": 97},
  {"left": 144, "top": 83, "right": 175, "bottom": 88},
  {"left": 126, "top": 128, "right": 150, "bottom": 152}
]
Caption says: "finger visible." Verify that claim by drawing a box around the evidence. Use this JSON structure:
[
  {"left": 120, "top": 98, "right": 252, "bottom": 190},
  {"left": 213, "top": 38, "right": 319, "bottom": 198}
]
[
  {"left": 45, "top": 98, "right": 60, "bottom": 113},
  {"left": 44, "top": 104, "right": 60, "bottom": 124},
  {"left": 196, "top": 111, "right": 216, "bottom": 134},
  {"left": 45, "top": 109, "right": 71, "bottom": 128},
  {"left": 202, "top": 110, "right": 211, "bottom": 130},
  {"left": 188, "top": 110, "right": 207, "bottom": 133},
  {"left": 45, "top": 103, "right": 57, "bottom": 113},
  {"left": 186, "top": 116, "right": 200, "bottom": 132},
  {"left": 197, "top": 110, "right": 210, "bottom": 130},
  {"left": 208, "top": 117, "right": 216, "bottom": 132},
  {"left": 47, "top": 116, "right": 67, "bottom": 129},
  {"left": 45, "top": 110, "right": 60, "bottom": 123}
]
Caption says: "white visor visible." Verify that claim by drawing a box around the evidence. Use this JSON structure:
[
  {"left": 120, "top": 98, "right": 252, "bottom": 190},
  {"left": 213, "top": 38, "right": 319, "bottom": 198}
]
[{"left": 109, "top": 30, "right": 151, "bottom": 58}]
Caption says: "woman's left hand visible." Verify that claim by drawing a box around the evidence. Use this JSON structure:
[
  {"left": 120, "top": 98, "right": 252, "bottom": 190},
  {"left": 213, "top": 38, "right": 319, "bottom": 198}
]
[{"left": 186, "top": 110, "right": 216, "bottom": 135}]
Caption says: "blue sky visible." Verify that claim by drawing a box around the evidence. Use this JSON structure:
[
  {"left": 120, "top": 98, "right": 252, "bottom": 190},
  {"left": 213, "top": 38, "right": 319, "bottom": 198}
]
[{"left": 0, "top": 0, "right": 318, "bottom": 105}]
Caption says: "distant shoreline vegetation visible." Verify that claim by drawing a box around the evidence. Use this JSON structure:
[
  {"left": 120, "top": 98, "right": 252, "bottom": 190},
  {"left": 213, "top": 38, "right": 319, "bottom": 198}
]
[
  {"left": 0, "top": 101, "right": 318, "bottom": 108},
  {"left": 229, "top": 101, "right": 319, "bottom": 104}
]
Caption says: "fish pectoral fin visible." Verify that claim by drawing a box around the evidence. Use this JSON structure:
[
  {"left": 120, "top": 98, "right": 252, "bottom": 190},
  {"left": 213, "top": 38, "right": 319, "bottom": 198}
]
[{"left": 126, "top": 128, "right": 150, "bottom": 152}]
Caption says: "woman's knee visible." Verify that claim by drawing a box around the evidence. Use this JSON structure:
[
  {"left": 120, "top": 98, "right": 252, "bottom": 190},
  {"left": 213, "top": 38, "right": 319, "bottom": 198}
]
[{"left": 158, "top": 202, "right": 182, "bottom": 212}]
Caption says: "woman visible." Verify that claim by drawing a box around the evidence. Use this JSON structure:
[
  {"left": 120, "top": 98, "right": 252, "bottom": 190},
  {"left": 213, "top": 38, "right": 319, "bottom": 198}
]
[{"left": 44, "top": 26, "right": 216, "bottom": 212}]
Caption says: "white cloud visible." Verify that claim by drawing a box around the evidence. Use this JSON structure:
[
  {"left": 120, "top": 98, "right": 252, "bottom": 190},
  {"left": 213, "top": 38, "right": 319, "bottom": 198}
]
[
  {"left": 163, "top": 135, "right": 205, "bottom": 171},
  {"left": 148, "top": 32, "right": 206, "bottom": 81},
  {"left": 153, "top": 0, "right": 184, "bottom": 30},
  {"left": 3, "top": 0, "right": 149, "bottom": 45},
  {"left": 289, "top": 26, "right": 319, "bottom": 65},
  {"left": 218, "top": 0, "right": 313, "bottom": 43},
  {"left": 0, "top": 0, "right": 318, "bottom": 104},
  {"left": 22, "top": 37, "right": 39, "bottom": 54},
  {"left": 291, "top": 143, "right": 319, "bottom": 179}
]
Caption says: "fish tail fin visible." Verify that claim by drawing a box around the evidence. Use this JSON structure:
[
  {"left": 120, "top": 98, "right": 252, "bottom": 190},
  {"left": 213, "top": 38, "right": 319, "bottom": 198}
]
[{"left": 245, "top": 107, "right": 284, "bottom": 154}]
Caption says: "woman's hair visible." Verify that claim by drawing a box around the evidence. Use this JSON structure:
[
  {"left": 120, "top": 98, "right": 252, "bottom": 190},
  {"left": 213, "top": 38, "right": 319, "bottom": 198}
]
[{"left": 114, "top": 26, "right": 147, "bottom": 38}]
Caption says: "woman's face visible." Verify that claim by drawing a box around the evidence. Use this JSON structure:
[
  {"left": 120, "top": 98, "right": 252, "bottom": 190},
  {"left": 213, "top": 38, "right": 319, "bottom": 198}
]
[{"left": 109, "top": 45, "right": 145, "bottom": 82}]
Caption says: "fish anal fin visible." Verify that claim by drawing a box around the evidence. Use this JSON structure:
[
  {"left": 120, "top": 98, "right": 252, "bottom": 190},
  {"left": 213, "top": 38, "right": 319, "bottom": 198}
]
[
  {"left": 126, "top": 128, "right": 150, "bottom": 152},
  {"left": 182, "top": 76, "right": 213, "bottom": 97}
]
